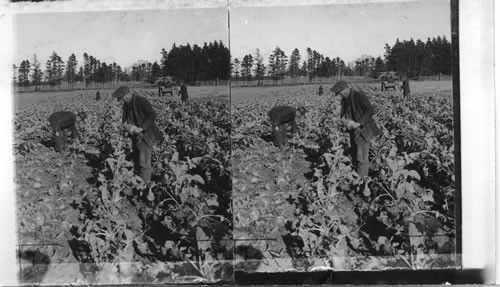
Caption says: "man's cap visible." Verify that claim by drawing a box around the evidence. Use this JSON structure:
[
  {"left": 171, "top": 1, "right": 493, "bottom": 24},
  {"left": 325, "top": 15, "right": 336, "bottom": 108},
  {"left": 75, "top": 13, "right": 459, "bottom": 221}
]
[
  {"left": 112, "top": 86, "right": 130, "bottom": 101},
  {"left": 330, "top": 81, "right": 348, "bottom": 93}
]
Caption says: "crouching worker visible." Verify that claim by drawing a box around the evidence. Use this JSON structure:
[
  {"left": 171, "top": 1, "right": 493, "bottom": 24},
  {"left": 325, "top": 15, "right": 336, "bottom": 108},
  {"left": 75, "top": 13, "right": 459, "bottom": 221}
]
[
  {"left": 331, "top": 80, "right": 380, "bottom": 178},
  {"left": 112, "top": 86, "right": 163, "bottom": 182},
  {"left": 48, "top": 111, "right": 87, "bottom": 152},
  {"left": 268, "top": 106, "right": 306, "bottom": 149}
]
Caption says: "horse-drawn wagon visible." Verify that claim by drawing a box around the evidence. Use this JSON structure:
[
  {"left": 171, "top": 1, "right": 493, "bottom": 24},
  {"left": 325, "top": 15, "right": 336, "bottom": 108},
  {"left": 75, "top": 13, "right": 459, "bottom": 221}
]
[
  {"left": 379, "top": 71, "right": 399, "bottom": 91},
  {"left": 155, "top": 76, "right": 179, "bottom": 97}
]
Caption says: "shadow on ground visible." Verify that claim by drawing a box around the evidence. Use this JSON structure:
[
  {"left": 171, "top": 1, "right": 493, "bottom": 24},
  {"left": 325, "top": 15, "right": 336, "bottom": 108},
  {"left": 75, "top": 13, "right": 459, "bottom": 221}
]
[{"left": 18, "top": 249, "right": 51, "bottom": 283}]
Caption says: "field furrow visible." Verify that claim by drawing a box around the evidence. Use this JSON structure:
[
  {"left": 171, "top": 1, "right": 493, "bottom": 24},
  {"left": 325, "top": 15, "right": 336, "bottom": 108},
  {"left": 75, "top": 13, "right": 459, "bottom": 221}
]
[{"left": 232, "top": 82, "right": 457, "bottom": 271}]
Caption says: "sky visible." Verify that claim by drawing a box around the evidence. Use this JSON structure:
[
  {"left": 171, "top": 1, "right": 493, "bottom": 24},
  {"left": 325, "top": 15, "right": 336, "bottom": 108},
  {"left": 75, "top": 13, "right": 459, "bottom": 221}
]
[
  {"left": 14, "top": 7, "right": 228, "bottom": 68},
  {"left": 13, "top": 1, "right": 450, "bottom": 69},
  {"left": 230, "top": 0, "right": 451, "bottom": 64},
  {"left": 13, "top": 1, "right": 451, "bottom": 70}
]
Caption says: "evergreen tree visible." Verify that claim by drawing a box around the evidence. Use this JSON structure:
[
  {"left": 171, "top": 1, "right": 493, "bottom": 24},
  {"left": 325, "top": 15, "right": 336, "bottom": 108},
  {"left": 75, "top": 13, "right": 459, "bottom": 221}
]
[
  {"left": 268, "top": 46, "right": 287, "bottom": 84},
  {"left": 232, "top": 58, "right": 241, "bottom": 80},
  {"left": 241, "top": 54, "right": 253, "bottom": 81},
  {"left": 83, "top": 53, "right": 91, "bottom": 87},
  {"left": 159, "top": 41, "right": 230, "bottom": 84},
  {"left": 160, "top": 48, "right": 168, "bottom": 76},
  {"left": 65, "top": 53, "right": 78, "bottom": 88},
  {"left": 253, "top": 49, "right": 266, "bottom": 86},
  {"left": 76, "top": 67, "right": 84, "bottom": 83},
  {"left": 18, "top": 60, "right": 31, "bottom": 87},
  {"left": 383, "top": 35, "right": 451, "bottom": 77},
  {"left": 299, "top": 61, "right": 307, "bottom": 77},
  {"left": 150, "top": 62, "right": 161, "bottom": 83},
  {"left": 318, "top": 57, "right": 331, "bottom": 78},
  {"left": 373, "top": 56, "right": 385, "bottom": 78},
  {"left": 31, "top": 54, "right": 43, "bottom": 90},
  {"left": 45, "top": 51, "right": 64, "bottom": 88},
  {"left": 288, "top": 48, "right": 301, "bottom": 83},
  {"left": 306, "top": 47, "right": 314, "bottom": 82}
]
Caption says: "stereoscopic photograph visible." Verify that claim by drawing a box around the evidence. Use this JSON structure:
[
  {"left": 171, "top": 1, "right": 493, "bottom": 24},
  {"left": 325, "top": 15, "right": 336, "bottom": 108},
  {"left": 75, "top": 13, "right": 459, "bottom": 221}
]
[
  {"left": 231, "top": 0, "right": 459, "bottom": 274},
  {"left": 6, "top": 0, "right": 493, "bottom": 284},
  {"left": 12, "top": 6, "right": 232, "bottom": 284}
]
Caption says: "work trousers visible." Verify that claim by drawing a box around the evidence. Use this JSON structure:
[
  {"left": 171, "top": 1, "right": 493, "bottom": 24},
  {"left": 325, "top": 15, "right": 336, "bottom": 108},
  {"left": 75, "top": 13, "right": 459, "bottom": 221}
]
[
  {"left": 350, "top": 132, "right": 370, "bottom": 177},
  {"left": 54, "top": 132, "right": 68, "bottom": 152},
  {"left": 54, "top": 129, "right": 77, "bottom": 152},
  {"left": 132, "top": 139, "right": 153, "bottom": 182}
]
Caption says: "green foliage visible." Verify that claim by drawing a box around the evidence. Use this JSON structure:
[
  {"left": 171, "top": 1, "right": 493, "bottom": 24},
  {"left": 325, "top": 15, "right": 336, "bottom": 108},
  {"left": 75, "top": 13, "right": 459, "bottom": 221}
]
[
  {"left": 241, "top": 54, "right": 254, "bottom": 81},
  {"left": 268, "top": 46, "right": 288, "bottom": 83},
  {"left": 384, "top": 36, "right": 452, "bottom": 77},
  {"left": 15, "top": 90, "right": 232, "bottom": 283},
  {"left": 232, "top": 83, "right": 456, "bottom": 271},
  {"left": 162, "top": 41, "right": 231, "bottom": 83}
]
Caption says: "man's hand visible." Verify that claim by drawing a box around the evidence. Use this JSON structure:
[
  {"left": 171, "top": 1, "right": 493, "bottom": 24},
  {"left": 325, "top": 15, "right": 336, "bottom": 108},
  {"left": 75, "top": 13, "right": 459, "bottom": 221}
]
[
  {"left": 123, "top": 124, "right": 143, "bottom": 135},
  {"left": 340, "top": 119, "right": 351, "bottom": 126},
  {"left": 351, "top": 121, "right": 361, "bottom": 129},
  {"left": 341, "top": 119, "right": 361, "bottom": 130},
  {"left": 123, "top": 124, "right": 133, "bottom": 134},
  {"left": 131, "top": 126, "right": 144, "bottom": 135}
]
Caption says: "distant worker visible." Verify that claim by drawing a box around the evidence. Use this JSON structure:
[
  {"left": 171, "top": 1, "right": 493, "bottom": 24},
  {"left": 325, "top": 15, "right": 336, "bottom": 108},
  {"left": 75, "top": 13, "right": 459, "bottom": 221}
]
[
  {"left": 402, "top": 75, "right": 411, "bottom": 98},
  {"left": 331, "top": 81, "right": 380, "bottom": 178},
  {"left": 318, "top": 85, "right": 323, "bottom": 95},
  {"left": 96, "top": 90, "right": 101, "bottom": 101},
  {"left": 112, "top": 86, "right": 163, "bottom": 182},
  {"left": 48, "top": 111, "right": 87, "bottom": 152},
  {"left": 180, "top": 82, "right": 189, "bottom": 103}
]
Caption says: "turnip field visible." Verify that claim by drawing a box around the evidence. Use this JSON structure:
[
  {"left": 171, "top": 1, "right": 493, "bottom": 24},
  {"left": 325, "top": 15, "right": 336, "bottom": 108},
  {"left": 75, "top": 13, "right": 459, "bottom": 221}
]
[
  {"left": 13, "top": 81, "right": 458, "bottom": 284},
  {"left": 232, "top": 82, "right": 458, "bottom": 272},
  {"left": 15, "top": 89, "right": 233, "bottom": 284}
]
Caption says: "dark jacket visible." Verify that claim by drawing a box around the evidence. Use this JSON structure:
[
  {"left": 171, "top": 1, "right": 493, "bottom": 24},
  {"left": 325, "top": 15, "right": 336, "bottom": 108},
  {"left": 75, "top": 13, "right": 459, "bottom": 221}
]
[
  {"left": 122, "top": 95, "right": 163, "bottom": 146},
  {"left": 402, "top": 79, "right": 411, "bottom": 97},
  {"left": 180, "top": 84, "right": 188, "bottom": 101},
  {"left": 268, "top": 106, "right": 296, "bottom": 126},
  {"left": 48, "top": 111, "right": 77, "bottom": 131},
  {"left": 341, "top": 89, "right": 380, "bottom": 141}
]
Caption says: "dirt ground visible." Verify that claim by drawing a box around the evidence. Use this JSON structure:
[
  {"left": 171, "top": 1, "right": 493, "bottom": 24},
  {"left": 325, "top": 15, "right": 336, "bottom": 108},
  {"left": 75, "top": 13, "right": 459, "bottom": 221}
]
[
  {"left": 14, "top": 80, "right": 450, "bottom": 108},
  {"left": 13, "top": 87, "right": 231, "bottom": 284},
  {"left": 14, "top": 85, "right": 229, "bottom": 109},
  {"left": 231, "top": 80, "right": 452, "bottom": 104}
]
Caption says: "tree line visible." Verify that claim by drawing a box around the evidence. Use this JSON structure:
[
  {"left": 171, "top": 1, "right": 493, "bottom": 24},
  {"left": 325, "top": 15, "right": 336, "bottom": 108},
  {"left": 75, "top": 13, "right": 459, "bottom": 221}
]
[
  {"left": 351, "top": 35, "right": 452, "bottom": 79},
  {"left": 130, "top": 41, "right": 231, "bottom": 85},
  {"left": 383, "top": 35, "right": 452, "bottom": 78},
  {"left": 232, "top": 47, "right": 349, "bottom": 85},
  {"left": 232, "top": 35, "right": 452, "bottom": 83},
  {"left": 13, "top": 36, "right": 451, "bottom": 89},
  {"left": 12, "top": 40, "right": 231, "bottom": 89},
  {"left": 14, "top": 51, "right": 128, "bottom": 90}
]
